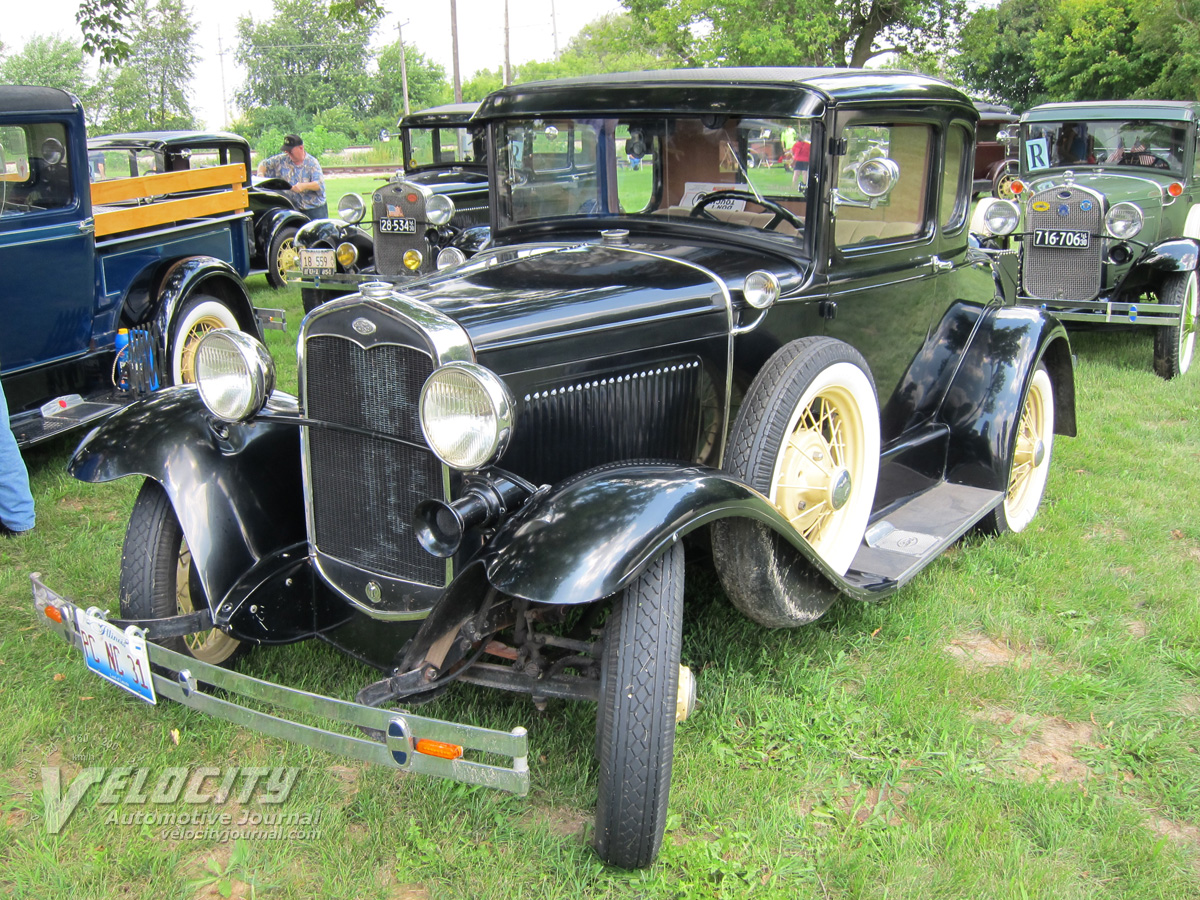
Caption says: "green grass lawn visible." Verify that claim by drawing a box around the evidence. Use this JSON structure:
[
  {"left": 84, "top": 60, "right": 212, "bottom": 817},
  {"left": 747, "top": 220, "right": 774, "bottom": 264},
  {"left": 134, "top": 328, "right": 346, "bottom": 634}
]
[{"left": 1, "top": 277, "right": 1198, "bottom": 899}]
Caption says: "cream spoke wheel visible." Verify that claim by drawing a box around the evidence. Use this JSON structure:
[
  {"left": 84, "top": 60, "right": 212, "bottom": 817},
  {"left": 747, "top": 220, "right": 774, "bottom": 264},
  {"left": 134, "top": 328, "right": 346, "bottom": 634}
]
[
  {"left": 984, "top": 363, "right": 1055, "bottom": 535},
  {"left": 178, "top": 314, "right": 225, "bottom": 383},
  {"left": 1154, "top": 271, "right": 1197, "bottom": 379},
  {"left": 170, "top": 295, "right": 241, "bottom": 385},
  {"left": 276, "top": 236, "right": 297, "bottom": 282}
]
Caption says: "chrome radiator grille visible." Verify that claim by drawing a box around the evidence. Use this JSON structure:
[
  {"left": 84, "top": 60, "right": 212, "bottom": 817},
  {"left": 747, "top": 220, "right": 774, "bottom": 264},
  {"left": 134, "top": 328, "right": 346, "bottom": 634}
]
[
  {"left": 1021, "top": 186, "right": 1103, "bottom": 301},
  {"left": 304, "top": 335, "right": 443, "bottom": 585}
]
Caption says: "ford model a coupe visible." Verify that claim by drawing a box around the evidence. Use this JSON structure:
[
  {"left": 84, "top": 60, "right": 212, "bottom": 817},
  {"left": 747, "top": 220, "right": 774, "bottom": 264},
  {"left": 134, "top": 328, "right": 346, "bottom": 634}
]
[
  {"left": 973, "top": 100, "right": 1200, "bottom": 379},
  {"left": 34, "top": 69, "right": 1075, "bottom": 869}
]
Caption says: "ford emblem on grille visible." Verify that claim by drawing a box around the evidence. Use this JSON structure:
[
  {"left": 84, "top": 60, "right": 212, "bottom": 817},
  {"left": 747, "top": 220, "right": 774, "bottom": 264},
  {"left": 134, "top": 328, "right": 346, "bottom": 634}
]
[{"left": 352, "top": 317, "right": 377, "bottom": 335}]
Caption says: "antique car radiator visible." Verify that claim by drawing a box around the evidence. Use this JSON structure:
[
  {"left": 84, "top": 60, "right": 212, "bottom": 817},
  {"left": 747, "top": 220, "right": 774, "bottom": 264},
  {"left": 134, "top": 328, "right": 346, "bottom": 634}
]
[
  {"left": 1021, "top": 185, "right": 1104, "bottom": 301},
  {"left": 302, "top": 332, "right": 445, "bottom": 587}
]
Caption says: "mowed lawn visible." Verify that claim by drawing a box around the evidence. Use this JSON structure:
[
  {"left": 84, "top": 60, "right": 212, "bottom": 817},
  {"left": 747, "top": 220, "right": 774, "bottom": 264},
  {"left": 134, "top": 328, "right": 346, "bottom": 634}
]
[{"left": 0, "top": 272, "right": 1198, "bottom": 899}]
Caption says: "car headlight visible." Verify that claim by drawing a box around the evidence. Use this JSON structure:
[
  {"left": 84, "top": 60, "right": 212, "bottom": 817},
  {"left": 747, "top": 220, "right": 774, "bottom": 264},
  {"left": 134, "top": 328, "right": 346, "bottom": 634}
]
[
  {"left": 856, "top": 158, "right": 900, "bottom": 197},
  {"left": 426, "top": 193, "right": 456, "bottom": 226},
  {"left": 1106, "top": 202, "right": 1144, "bottom": 239},
  {"left": 743, "top": 270, "right": 780, "bottom": 309},
  {"left": 194, "top": 330, "right": 275, "bottom": 422},
  {"left": 437, "top": 246, "right": 467, "bottom": 270},
  {"left": 337, "top": 193, "right": 365, "bottom": 224},
  {"left": 420, "top": 362, "right": 514, "bottom": 470},
  {"left": 983, "top": 199, "right": 1021, "bottom": 236}
]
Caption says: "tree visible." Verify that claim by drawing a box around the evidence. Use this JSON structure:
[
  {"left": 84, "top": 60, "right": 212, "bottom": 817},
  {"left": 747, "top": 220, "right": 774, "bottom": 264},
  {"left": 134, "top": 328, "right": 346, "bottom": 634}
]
[
  {"left": 100, "top": 0, "right": 199, "bottom": 131},
  {"left": 235, "top": 0, "right": 377, "bottom": 121},
  {"left": 0, "top": 33, "right": 114, "bottom": 126},
  {"left": 621, "top": 0, "right": 967, "bottom": 68},
  {"left": 952, "top": 0, "right": 1051, "bottom": 108},
  {"left": 374, "top": 41, "right": 451, "bottom": 121},
  {"left": 1031, "top": 0, "right": 1141, "bottom": 101}
]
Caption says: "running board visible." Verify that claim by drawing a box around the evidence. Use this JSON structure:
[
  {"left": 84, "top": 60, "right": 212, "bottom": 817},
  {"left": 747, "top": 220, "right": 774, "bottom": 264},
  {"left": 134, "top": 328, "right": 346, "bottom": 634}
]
[
  {"left": 12, "top": 394, "right": 136, "bottom": 448},
  {"left": 845, "top": 482, "right": 1003, "bottom": 592}
]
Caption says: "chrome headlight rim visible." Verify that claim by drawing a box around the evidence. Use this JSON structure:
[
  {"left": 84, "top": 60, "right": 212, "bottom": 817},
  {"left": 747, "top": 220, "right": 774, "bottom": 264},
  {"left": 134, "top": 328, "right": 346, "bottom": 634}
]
[
  {"left": 194, "top": 329, "right": 276, "bottom": 423},
  {"left": 426, "top": 192, "right": 456, "bottom": 226},
  {"left": 419, "top": 362, "right": 514, "bottom": 471},
  {"left": 337, "top": 192, "right": 365, "bottom": 224},
  {"left": 1106, "top": 202, "right": 1144, "bottom": 239},
  {"left": 436, "top": 246, "right": 467, "bottom": 271},
  {"left": 743, "top": 270, "right": 781, "bottom": 309},
  {"left": 856, "top": 157, "right": 900, "bottom": 198},
  {"left": 982, "top": 198, "right": 1021, "bottom": 236}
]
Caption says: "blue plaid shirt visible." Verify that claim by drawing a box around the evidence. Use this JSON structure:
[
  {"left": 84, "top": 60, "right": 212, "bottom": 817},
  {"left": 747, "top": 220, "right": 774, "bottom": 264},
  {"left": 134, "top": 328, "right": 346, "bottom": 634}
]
[{"left": 260, "top": 151, "right": 326, "bottom": 212}]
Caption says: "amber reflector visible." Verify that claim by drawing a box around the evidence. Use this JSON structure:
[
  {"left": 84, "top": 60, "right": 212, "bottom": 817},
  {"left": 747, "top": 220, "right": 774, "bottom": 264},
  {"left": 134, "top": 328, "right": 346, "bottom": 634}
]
[
  {"left": 44, "top": 605, "right": 63, "bottom": 624},
  {"left": 1169, "top": 182, "right": 1184, "bottom": 197},
  {"left": 1011, "top": 180, "right": 1025, "bottom": 195},
  {"left": 415, "top": 739, "right": 464, "bottom": 760}
]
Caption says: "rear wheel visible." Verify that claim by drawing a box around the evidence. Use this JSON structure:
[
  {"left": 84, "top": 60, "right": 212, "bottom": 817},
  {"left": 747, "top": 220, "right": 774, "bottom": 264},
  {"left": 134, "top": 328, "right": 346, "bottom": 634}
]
[
  {"left": 267, "top": 225, "right": 299, "bottom": 289},
  {"left": 593, "top": 542, "right": 684, "bottom": 870},
  {"left": 978, "top": 364, "right": 1055, "bottom": 535},
  {"left": 1153, "top": 271, "right": 1197, "bottom": 379},
  {"left": 170, "top": 294, "right": 240, "bottom": 384},
  {"left": 119, "top": 480, "right": 246, "bottom": 666}
]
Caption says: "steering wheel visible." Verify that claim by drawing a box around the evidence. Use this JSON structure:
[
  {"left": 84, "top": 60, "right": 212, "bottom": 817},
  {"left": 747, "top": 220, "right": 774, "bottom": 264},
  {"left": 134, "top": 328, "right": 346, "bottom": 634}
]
[{"left": 689, "top": 189, "right": 803, "bottom": 231}]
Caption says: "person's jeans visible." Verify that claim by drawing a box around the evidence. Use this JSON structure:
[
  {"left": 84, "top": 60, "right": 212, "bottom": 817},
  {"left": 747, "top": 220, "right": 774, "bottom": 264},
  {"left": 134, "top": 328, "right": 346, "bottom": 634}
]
[
  {"left": 303, "top": 202, "right": 329, "bottom": 220},
  {"left": 0, "top": 382, "right": 35, "bottom": 532}
]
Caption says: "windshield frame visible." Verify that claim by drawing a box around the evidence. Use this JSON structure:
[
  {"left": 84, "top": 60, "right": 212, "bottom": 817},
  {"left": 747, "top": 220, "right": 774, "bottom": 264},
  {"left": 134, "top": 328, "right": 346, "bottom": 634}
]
[{"left": 1020, "top": 118, "right": 1191, "bottom": 178}]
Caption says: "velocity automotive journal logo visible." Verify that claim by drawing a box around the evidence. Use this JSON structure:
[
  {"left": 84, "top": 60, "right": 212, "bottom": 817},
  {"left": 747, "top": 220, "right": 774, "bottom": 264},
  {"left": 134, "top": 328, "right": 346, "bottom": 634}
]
[{"left": 41, "top": 766, "right": 301, "bottom": 834}]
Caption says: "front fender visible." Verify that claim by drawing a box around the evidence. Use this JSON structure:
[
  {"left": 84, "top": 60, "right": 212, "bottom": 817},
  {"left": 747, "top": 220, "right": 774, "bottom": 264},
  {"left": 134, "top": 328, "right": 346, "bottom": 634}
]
[
  {"left": 68, "top": 387, "right": 305, "bottom": 612},
  {"left": 940, "top": 306, "right": 1075, "bottom": 492},
  {"left": 1139, "top": 237, "right": 1200, "bottom": 273},
  {"left": 256, "top": 207, "right": 310, "bottom": 257},
  {"left": 483, "top": 462, "right": 846, "bottom": 605},
  {"left": 150, "top": 256, "right": 262, "bottom": 362}
]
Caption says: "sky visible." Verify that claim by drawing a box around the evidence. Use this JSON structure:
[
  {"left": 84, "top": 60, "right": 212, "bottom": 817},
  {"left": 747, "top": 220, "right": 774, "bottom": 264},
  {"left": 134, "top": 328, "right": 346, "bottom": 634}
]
[{"left": 5, "top": 0, "right": 627, "bottom": 130}]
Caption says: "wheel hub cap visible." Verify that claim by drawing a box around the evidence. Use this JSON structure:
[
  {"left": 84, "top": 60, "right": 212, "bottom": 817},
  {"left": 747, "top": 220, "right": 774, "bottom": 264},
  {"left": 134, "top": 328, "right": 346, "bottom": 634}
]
[
  {"left": 829, "top": 468, "right": 853, "bottom": 510},
  {"left": 1033, "top": 439, "right": 1046, "bottom": 468}
]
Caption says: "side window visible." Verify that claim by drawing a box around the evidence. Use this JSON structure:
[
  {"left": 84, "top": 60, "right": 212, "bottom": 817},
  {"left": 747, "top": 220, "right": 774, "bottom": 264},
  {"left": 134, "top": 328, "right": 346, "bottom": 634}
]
[
  {"left": 1193, "top": 134, "right": 1200, "bottom": 180},
  {"left": 835, "top": 122, "right": 932, "bottom": 248},
  {"left": 0, "top": 123, "right": 74, "bottom": 217},
  {"left": 941, "top": 124, "right": 970, "bottom": 231}
]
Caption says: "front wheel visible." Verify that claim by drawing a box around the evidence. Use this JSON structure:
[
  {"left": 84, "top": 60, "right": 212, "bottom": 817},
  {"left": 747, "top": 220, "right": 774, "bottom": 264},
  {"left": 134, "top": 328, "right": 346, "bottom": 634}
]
[
  {"left": 119, "top": 480, "right": 246, "bottom": 666},
  {"left": 593, "top": 541, "right": 684, "bottom": 870},
  {"left": 169, "top": 294, "right": 241, "bottom": 384},
  {"left": 992, "top": 161, "right": 1018, "bottom": 199},
  {"left": 267, "top": 225, "right": 299, "bottom": 289},
  {"left": 978, "top": 364, "right": 1055, "bottom": 535},
  {"left": 1153, "top": 271, "right": 1197, "bottom": 379}
]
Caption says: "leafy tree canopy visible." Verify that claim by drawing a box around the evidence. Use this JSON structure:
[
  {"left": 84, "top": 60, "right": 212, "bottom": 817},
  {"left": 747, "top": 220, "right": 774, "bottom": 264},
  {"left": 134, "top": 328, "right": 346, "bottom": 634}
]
[{"left": 99, "top": 0, "right": 199, "bottom": 132}]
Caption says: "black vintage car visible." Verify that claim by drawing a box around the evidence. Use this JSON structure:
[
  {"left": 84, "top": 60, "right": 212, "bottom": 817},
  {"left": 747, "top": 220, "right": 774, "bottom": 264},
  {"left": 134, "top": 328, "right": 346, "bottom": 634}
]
[
  {"left": 88, "top": 130, "right": 313, "bottom": 288},
  {"left": 295, "top": 102, "right": 490, "bottom": 312},
  {"left": 35, "top": 69, "right": 1075, "bottom": 870}
]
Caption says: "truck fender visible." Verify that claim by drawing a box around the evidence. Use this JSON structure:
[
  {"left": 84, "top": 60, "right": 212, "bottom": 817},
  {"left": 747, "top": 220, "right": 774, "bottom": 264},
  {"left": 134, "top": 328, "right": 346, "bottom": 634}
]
[
  {"left": 1139, "top": 238, "right": 1200, "bottom": 274},
  {"left": 256, "top": 207, "right": 310, "bottom": 259},
  {"left": 939, "top": 306, "right": 1075, "bottom": 492},
  {"left": 482, "top": 461, "right": 847, "bottom": 608},
  {"left": 149, "top": 256, "right": 262, "bottom": 371},
  {"left": 67, "top": 387, "right": 305, "bottom": 616}
]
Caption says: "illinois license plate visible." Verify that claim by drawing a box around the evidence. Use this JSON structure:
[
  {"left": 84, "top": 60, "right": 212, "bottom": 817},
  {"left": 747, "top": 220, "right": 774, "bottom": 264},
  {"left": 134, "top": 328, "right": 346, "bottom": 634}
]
[
  {"left": 76, "top": 609, "right": 156, "bottom": 704},
  {"left": 378, "top": 216, "right": 417, "bottom": 234},
  {"left": 1033, "top": 229, "right": 1090, "bottom": 249},
  {"left": 300, "top": 248, "right": 336, "bottom": 276}
]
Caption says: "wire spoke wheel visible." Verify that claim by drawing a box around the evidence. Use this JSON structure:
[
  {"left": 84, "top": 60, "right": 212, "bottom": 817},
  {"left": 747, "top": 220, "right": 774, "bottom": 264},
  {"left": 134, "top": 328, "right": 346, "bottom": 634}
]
[{"left": 980, "top": 363, "right": 1055, "bottom": 535}]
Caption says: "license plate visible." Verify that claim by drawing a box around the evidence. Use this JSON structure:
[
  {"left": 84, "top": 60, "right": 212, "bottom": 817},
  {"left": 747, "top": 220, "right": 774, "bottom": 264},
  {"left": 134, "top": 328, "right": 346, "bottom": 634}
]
[
  {"left": 76, "top": 608, "right": 156, "bottom": 704},
  {"left": 1033, "top": 229, "right": 1090, "bottom": 249},
  {"left": 300, "top": 248, "right": 336, "bottom": 276},
  {"left": 378, "top": 216, "right": 417, "bottom": 234}
]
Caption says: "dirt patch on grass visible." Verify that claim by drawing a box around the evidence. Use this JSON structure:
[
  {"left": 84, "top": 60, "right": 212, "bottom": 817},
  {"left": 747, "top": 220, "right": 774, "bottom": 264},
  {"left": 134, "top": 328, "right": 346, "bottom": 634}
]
[
  {"left": 1176, "top": 695, "right": 1200, "bottom": 715},
  {"left": 326, "top": 763, "right": 363, "bottom": 804},
  {"left": 1126, "top": 620, "right": 1148, "bottom": 638},
  {"left": 517, "top": 804, "right": 590, "bottom": 838},
  {"left": 978, "top": 708, "right": 1095, "bottom": 782},
  {"left": 946, "top": 633, "right": 1031, "bottom": 670},
  {"left": 1145, "top": 815, "right": 1200, "bottom": 876},
  {"left": 1084, "top": 524, "right": 1129, "bottom": 542}
]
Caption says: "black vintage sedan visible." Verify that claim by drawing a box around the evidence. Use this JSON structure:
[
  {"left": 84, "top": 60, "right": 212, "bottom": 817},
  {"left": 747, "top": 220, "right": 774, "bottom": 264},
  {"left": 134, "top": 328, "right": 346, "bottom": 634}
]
[
  {"left": 295, "top": 102, "right": 490, "bottom": 312},
  {"left": 87, "top": 130, "right": 312, "bottom": 288},
  {"left": 37, "top": 69, "right": 1075, "bottom": 870}
]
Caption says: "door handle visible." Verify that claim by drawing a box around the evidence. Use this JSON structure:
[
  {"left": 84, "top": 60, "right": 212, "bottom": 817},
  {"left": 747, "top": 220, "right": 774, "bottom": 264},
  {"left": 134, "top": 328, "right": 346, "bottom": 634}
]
[
  {"left": 931, "top": 255, "right": 953, "bottom": 272},
  {"left": 78, "top": 218, "right": 95, "bottom": 235}
]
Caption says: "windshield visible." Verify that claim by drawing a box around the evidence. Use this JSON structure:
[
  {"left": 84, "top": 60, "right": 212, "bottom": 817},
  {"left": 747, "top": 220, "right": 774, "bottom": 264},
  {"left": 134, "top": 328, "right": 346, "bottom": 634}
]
[
  {"left": 403, "top": 124, "right": 486, "bottom": 168},
  {"left": 492, "top": 115, "right": 815, "bottom": 243},
  {"left": 1023, "top": 119, "right": 1188, "bottom": 177}
]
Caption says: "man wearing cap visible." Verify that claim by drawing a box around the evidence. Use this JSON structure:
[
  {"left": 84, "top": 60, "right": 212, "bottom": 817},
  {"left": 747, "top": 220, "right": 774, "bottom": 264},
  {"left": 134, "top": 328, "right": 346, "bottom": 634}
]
[{"left": 257, "top": 134, "right": 328, "bottom": 219}]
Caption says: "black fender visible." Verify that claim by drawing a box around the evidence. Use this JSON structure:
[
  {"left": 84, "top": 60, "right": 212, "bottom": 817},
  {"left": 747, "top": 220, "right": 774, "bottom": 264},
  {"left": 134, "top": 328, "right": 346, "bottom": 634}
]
[
  {"left": 481, "top": 461, "right": 850, "bottom": 607},
  {"left": 295, "top": 219, "right": 376, "bottom": 271},
  {"left": 67, "top": 387, "right": 306, "bottom": 626},
  {"left": 254, "top": 206, "right": 309, "bottom": 263},
  {"left": 149, "top": 256, "right": 262, "bottom": 369},
  {"left": 451, "top": 224, "right": 492, "bottom": 256},
  {"left": 939, "top": 306, "right": 1075, "bottom": 492},
  {"left": 1138, "top": 237, "right": 1200, "bottom": 274}
]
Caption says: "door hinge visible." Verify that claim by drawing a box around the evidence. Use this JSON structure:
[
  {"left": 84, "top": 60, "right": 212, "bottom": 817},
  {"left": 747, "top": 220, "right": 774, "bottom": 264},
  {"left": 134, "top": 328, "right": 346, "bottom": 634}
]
[
  {"left": 828, "top": 137, "right": 847, "bottom": 156},
  {"left": 819, "top": 299, "right": 838, "bottom": 320}
]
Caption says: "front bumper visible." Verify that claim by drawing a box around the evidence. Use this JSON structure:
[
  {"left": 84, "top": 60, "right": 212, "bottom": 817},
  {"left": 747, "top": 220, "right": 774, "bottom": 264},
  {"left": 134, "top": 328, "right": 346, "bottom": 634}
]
[
  {"left": 1016, "top": 293, "right": 1181, "bottom": 326},
  {"left": 31, "top": 574, "right": 530, "bottom": 796}
]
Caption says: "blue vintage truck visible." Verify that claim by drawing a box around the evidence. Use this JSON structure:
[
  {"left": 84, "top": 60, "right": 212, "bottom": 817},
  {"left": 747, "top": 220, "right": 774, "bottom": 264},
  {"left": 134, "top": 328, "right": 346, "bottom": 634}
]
[{"left": 1, "top": 85, "right": 275, "bottom": 447}]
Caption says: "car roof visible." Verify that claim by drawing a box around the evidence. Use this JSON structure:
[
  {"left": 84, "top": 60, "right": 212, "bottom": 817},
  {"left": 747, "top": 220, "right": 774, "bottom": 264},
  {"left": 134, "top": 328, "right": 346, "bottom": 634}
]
[
  {"left": 0, "top": 85, "right": 81, "bottom": 114},
  {"left": 87, "top": 130, "right": 251, "bottom": 152},
  {"left": 476, "top": 68, "right": 976, "bottom": 121},
  {"left": 398, "top": 102, "right": 481, "bottom": 129},
  {"left": 1023, "top": 101, "right": 1200, "bottom": 124},
  {"left": 973, "top": 101, "right": 1018, "bottom": 123}
]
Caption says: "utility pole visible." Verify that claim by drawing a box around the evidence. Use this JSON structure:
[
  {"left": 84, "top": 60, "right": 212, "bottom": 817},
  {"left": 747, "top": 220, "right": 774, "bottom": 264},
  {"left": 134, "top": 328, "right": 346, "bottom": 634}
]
[
  {"left": 397, "top": 20, "right": 410, "bottom": 116},
  {"left": 450, "top": 0, "right": 462, "bottom": 103},
  {"left": 504, "top": 0, "right": 511, "bottom": 86},
  {"left": 550, "top": 0, "right": 559, "bottom": 59},
  {"left": 217, "top": 26, "right": 229, "bottom": 129}
]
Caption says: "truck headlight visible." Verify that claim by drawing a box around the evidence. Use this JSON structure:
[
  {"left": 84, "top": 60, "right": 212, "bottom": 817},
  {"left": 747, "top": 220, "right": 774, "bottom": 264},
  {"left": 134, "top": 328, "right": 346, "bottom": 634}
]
[
  {"left": 337, "top": 193, "right": 365, "bottom": 224},
  {"left": 420, "top": 362, "right": 514, "bottom": 470},
  {"left": 1106, "top": 203, "right": 1143, "bottom": 239},
  {"left": 194, "top": 330, "right": 276, "bottom": 422},
  {"left": 426, "top": 193, "right": 456, "bottom": 226}
]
